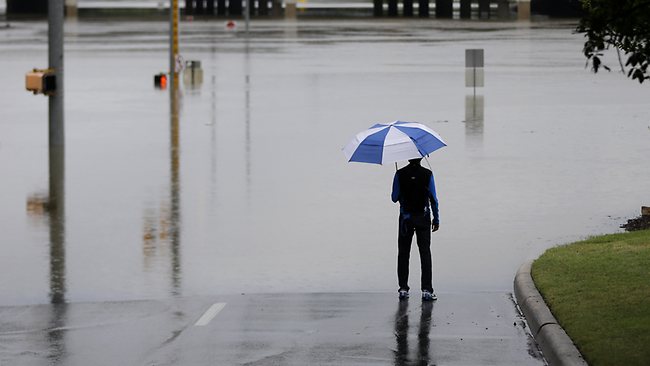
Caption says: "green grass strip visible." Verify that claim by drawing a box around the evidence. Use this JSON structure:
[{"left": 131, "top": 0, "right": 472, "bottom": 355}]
[{"left": 532, "top": 229, "right": 650, "bottom": 366}]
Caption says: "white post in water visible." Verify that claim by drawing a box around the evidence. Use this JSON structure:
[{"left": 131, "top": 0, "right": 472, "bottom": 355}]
[
  {"left": 465, "top": 49, "right": 484, "bottom": 96},
  {"left": 465, "top": 49, "right": 485, "bottom": 140}
]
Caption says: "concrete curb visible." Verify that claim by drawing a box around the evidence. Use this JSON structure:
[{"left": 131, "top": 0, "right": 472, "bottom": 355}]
[{"left": 514, "top": 261, "right": 588, "bottom": 366}]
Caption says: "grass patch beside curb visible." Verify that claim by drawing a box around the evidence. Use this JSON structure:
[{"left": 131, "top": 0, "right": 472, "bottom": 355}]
[{"left": 532, "top": 230, "right": 650, "bottom": 366}]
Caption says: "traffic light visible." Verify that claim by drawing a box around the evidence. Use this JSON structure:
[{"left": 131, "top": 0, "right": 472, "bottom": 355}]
[
  {"left": 154, "top": 73, "right": 167, "bottom": 89},
  {"left": 25, "top": 68, "right": 56, "bottom": 95}
]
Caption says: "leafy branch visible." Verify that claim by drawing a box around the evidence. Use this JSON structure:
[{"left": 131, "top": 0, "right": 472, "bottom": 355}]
[{"left": 577, "top": 0, "right": 650, "bottom": 83}]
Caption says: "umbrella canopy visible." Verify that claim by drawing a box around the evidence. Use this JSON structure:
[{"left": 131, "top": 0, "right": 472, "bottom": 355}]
[{"left": 343, "top": 121, "right": 446, "bottom": 165}]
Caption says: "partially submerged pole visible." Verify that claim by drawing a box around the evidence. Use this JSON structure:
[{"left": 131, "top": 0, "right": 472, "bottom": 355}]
[
  {"left": 435, "top": 0, "right": 452, "bottom": 18},
  {"left": 48, "top": 0, "right": 66, "bottom": 305},
  {"left": 170, "top": 0, "right": 179, "bottom": 89},
  {"left": 49, "top": 0, "right": 64, "bottom": 150},
  {"left": 460, "top": 0, "right": 470, "bottom": 18},
  {"left": 245, "top": 0, "right": 250, "bottom": 33}
]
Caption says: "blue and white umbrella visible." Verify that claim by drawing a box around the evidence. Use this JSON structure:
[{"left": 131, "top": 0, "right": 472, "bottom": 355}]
[{"left": 343, "top": 121, "right": 447, "bottom": 165}]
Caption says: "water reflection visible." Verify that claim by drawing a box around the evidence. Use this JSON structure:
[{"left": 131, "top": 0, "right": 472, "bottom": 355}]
[
  {"left": 47, "top": 142, "right": 68, "bottom": 365},
  {"left": 26, "top": 192, "right": 49, "bottom": 226},
  {"left": 209, "top": 43, "right": 218, "bottom": 212},
  {"left": 283, "top": 17, "right": 298, "bottom": 39},
  {"left": 244, "top": 38, "right": 252, "bottom": 201},
  {"left": 48, "top": 144, "right": 66, "bottom": 304},
  {"left": 183, "top": 60, "right": 204, "bottom": 92},
  {"left": 394, "top": 301, "right": 435, "bottom": 365},
  {"left": 26, "top": 142, "right": 67, "bottom": 303},
  {"left": 465, "top": 94, "right": 484, "bottom": 146},
  {"left": 47, "top": 302, "right": 68, "bottom": 365},
  {"left": 169, "top": 87, "right": 182, "bottom": 296},
  {"left": 417, "top": 302, "right": 434, "bottom": 365},
  {"left": 394, "top": 301, "right": 409, "bottom": 364},
  {"left": 24, "top": 116, "right": 69, "bottom": 363},
  {"left": 141, "top": 87, "right": 183, "bottom": 295}
]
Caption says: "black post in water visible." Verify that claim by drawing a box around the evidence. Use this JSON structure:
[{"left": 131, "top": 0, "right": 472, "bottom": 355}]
[
  {"left": 478, "top": 0, "right": 489, "bottom": 18},
  {"left": 403, "top": 0, "right": 413, "bottom": 16},
  {"left": 272, "top": 0, "right": 282, "bottom": 16},
  {"left": 460, "top": 0, "right": 471, "bottom": 18},
  {"left": 497, "top": 0, "right": 509, "bottom": 18},
  {"left": 418, "top": 0, "right": 429, "bottom": 17},
  {"left": 435, "top": 0, "right": 452, "bottom": 17},
  {"left": 259, "top": 0, "right": 269, "bottom": 15},
  {"left": 248, "top": 0, "right": 257, "bottom": 16},
  {"left": 387, "top": 0, "right": 397, "bottom": 16},
  {"left": 229, "top": 0, "right": 242, "bottom": 15},
  {"left": 217, "top": 0, "right": 226, "bottom": 15},
  {"left": 373, "top": 0, "right": 383, "bottom": 16}
]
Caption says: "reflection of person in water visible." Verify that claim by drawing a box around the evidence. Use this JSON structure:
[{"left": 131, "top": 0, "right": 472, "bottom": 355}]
[
  {"left": 394, "top": 301, "right": 409, "bottom": 365},
  {"left": 393, "top": 301, "right": 434, "bottom": 365},
  {"left": 417, "top": 302, "right": 433, "bottom": 364}
]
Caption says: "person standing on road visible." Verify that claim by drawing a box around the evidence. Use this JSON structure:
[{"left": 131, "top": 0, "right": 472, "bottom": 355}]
[{"left": 391, "top": 158, "right": 440, "bottom": 301}]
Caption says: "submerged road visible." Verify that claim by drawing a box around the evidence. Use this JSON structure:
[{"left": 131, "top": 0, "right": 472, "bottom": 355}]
[{"left": 0, "top": 292, "right": 544, "bottom": 365}]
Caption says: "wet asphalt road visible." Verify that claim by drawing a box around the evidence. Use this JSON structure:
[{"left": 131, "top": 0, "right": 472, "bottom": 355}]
[{"left": 0, "top": 292, "right": 544, "bottom": 365}]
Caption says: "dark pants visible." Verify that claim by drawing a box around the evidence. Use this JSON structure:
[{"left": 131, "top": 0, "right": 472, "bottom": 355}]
[{"left": 397, "top": 213, "right": 433, "bottom": 292}]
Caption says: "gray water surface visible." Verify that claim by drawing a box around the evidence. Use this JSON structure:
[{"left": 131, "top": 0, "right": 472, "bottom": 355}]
[{"left": 1, "top": 19, "right": 649, "bottom": 306}]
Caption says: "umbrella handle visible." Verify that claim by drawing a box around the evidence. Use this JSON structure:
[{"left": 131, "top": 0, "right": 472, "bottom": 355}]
[
  {"left": 424, "top": 156, "right": 433, "bottom": 170},
  {"left": 395, "top": 162, "right": 398, "bottom": 171}
]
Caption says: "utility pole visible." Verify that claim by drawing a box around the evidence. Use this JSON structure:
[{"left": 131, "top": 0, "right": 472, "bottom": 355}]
[
  {"left": 48, "top": 0, "right": 66, "bottom": 305},
  {"left": 170, "top": 0, "right": 179, "bottom": 90},
  {"left": 49, "top": 0, "right": 64, "bottom": 151},
  {"left": 244, "top": 0, "right": 250, "bottom": 33},
  {"left": 48, "top": 0, "right": 64, "bottom": 214},
  {"left": 169, "top": 0, "right": 182, "bottom": 296}
]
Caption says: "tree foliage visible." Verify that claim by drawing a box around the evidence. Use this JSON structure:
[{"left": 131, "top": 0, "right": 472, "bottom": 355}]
[{"left": 577, "top": 0, "right": 650, "bottom": 83}]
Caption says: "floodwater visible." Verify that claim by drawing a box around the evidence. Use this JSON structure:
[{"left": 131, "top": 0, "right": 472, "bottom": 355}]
[{"left": 1, "top": 19, "right": 649, "bottom": 306}]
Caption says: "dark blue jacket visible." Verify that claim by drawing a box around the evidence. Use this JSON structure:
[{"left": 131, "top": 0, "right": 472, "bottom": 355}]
[{"left": 391, "top": 164, "right": 439, "bottom": 225}]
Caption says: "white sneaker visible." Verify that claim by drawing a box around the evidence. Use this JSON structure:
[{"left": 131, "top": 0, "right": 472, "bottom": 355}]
[{"left": 422, "top": 290, "right": 437, "bottom": 301}]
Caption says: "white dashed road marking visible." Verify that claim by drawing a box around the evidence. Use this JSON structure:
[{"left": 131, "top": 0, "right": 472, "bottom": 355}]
[{"left": 194, "top": 303, "right": 226, "bottom": 327}]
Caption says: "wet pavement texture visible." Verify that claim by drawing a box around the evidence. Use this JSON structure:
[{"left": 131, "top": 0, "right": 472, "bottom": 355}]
[
  {"left": 0, "top": 292, "right": 543, "bottom": 365},
  {"left": 6, "top": 17, "right": 649, "bottom": 366}
]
